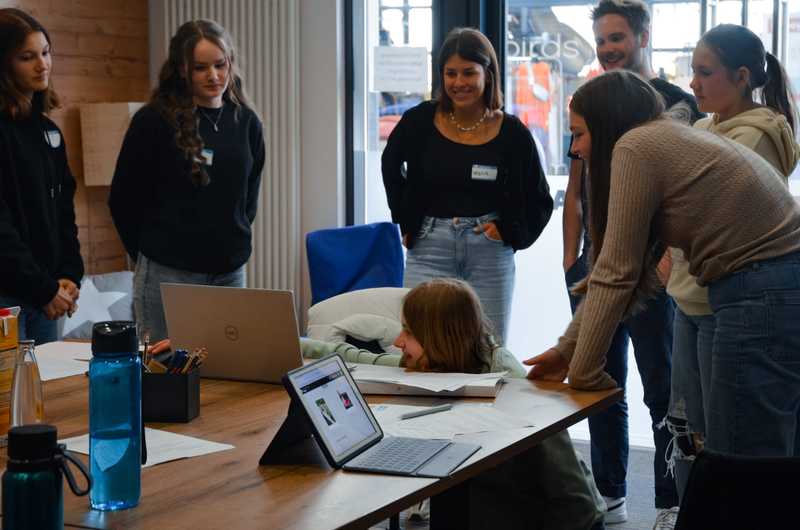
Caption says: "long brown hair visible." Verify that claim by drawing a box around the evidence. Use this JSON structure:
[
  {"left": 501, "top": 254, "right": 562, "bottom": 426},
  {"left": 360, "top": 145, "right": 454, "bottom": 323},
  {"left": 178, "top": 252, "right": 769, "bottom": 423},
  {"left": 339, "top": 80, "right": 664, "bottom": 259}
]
[
  {"left": 151, "top": 19, "right": 250, "bottom": 186},
  {"left": 401, "top": 279, "right": 494, "bottom": 374},
  {"left": 699, "top": 24, "right": 797, "bottom": 134},
  {"left": 436, "top": 28, "right": 503, "bottom": 113},
  {"left": 0, "top": 8, "right": 60, "bottom": 119},
  {"left": 569, "top": 70, "right": 666, "bottom": 311}
]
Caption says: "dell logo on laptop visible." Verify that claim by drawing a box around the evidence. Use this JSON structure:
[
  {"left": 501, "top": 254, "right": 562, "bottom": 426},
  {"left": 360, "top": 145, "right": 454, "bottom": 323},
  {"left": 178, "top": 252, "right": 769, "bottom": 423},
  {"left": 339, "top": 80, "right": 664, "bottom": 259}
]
[{"left": 224, "top": 325, "right": 239, "bottom": 341}]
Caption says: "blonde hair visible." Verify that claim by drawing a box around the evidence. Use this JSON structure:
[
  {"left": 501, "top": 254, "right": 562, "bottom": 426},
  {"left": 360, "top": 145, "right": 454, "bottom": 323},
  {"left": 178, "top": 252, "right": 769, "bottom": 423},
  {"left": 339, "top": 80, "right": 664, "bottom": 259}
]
[{"left": 401, "top": 279, "right": 493, "bottom": 374}]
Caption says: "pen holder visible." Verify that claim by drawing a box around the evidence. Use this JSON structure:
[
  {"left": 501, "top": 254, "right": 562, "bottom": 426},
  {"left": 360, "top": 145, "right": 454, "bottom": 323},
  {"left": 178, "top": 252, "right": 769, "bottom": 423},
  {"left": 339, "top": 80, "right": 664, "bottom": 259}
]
[{"left": 142, "top": 369, "right": 200, "bottom": 423}]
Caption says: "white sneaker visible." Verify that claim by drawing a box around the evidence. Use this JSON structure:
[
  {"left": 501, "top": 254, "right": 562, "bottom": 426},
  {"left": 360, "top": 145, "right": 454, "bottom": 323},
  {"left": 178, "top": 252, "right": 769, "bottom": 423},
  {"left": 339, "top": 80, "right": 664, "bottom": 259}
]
[
  {"left": 653, "top": 507, "right": 679, "bottom": 530},
  {"left": 603, "top": 496, "right": 628, "bottom": 524}
]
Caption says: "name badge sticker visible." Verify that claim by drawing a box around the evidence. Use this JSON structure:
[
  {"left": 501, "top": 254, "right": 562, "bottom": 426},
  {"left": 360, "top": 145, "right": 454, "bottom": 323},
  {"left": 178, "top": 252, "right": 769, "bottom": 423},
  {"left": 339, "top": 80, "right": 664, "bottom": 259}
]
[
  {"left": 44, "top": 130, "right": 61, "bottom": 148},
  {"left": 471, "top": 164, "right": 498, "bottom": 181},
  {"left": 200, "top": 148, "right": 214, "bottom": 166}
]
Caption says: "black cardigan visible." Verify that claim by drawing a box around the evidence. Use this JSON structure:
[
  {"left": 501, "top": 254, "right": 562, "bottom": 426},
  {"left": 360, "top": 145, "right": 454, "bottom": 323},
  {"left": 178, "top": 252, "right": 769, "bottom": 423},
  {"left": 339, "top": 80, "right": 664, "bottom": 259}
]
[
  {"left": 0, "top": 110, "right": 83, "bottom": 307},
  {"left": 381, "top": 101, "right": 553, "bottom": 251}
]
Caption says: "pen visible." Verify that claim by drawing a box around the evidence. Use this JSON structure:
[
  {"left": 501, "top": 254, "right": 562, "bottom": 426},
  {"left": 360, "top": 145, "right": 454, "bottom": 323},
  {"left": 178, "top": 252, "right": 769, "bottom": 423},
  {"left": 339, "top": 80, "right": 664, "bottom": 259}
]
[{"left": 400, "top": 403, "right": 453, "bottom": 421}]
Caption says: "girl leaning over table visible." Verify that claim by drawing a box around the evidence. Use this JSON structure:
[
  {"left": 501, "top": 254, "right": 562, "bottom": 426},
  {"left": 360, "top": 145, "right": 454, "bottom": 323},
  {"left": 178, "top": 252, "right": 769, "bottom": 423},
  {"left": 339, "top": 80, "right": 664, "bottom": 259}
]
[
  {"left": 525, "top": 70, "right": 800, "bottom": 458},
  {"left": 0, "top": 8, "right": 82, "bottom": 344},
  {"left": 381, "top": 28, "right": 553, "bottom": 346},
  {"left": 109, "top": 19, "right": 265, "bottom": 343},
  {"left": 302, "top": 278, "right": 605, "bottom": 530}
]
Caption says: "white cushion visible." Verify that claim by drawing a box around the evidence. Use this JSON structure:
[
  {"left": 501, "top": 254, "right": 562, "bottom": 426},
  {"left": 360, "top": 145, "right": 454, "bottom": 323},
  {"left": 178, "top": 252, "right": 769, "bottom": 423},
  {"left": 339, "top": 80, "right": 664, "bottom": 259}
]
[{"left": 306, "top": 287, "right": 409, "bottom": 354}]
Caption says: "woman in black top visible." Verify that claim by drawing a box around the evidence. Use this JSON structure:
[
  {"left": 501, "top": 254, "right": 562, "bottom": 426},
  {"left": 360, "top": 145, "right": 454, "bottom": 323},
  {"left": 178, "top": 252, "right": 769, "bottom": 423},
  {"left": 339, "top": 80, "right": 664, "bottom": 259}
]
[
  {"left": 0, "top": 9, "right": 83, "bottom": 344},
  {"left": 382, "top": 28, "right": 553, "bottom": 344},
  {"left": 109, "top": 20, "right": 265, "bottom": 342}
]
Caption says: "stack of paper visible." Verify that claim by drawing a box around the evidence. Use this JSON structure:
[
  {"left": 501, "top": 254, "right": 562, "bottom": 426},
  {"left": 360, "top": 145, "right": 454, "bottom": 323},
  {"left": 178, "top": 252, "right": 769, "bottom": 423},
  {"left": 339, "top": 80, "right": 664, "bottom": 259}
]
[
  {"left": 371, "top": 403, "right": 535, "bottom": 439},
  {"left": 352, "top": 364, "right": 506, "bottom": 397}
]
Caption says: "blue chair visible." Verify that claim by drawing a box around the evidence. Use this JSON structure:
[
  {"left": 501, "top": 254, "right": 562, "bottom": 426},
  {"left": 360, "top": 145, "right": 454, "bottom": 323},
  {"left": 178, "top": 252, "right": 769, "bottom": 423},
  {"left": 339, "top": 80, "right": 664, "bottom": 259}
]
[{"left": 306, "top": 222, "right": 404, "bottom": 306}]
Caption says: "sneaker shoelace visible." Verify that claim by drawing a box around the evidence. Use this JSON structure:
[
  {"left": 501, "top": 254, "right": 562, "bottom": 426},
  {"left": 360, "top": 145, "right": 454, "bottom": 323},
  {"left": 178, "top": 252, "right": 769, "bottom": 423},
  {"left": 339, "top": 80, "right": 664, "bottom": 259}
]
[{"left": 653, "top": 507, "right": 680, "bottom": 530}]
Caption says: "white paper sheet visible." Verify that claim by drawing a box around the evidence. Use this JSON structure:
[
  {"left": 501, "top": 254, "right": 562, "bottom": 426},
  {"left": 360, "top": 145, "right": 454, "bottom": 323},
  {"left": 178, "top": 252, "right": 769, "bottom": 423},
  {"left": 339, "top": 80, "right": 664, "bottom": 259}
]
[
  {"left": 34, "top": 341, "right": 91, "bottom": 381},
  {"left": 61, "top": 427, "right": 234, "bottom": 468},
  {"left": 354, "top": 364, "right": 506, "bottom": 392},
  {"left": 370, "top": 403, "right": 535, "bottom": 440}
]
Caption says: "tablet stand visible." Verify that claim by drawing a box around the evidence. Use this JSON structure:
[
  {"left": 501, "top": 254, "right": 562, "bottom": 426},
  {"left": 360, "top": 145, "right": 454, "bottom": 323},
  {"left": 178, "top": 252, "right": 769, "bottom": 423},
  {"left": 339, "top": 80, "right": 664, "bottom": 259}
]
[{"left": 259, "top": 398, "right": 329, "bottom": 467}]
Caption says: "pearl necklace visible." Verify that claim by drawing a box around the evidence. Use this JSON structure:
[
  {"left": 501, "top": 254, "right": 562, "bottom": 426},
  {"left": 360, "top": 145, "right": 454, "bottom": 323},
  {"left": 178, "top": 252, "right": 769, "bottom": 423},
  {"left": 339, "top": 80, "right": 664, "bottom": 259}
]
[{"left": 449, "top": 109, "right": 489, "bottom": 132}]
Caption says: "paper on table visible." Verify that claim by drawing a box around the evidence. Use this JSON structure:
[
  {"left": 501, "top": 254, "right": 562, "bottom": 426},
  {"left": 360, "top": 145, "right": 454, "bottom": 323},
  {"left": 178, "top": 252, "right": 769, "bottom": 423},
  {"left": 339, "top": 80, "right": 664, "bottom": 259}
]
[
  {"left": 371, "top": 403, "right": 534, "bottom": 440},
  {"left": 37, "top": 341, "right": 93, "bottom": 360},
  {"left": 35, "top": 341, "right": 92, "bottom": 381},
  {"left": 61, "top": 427, "right": 235, "bottom": 468},
  {"left": 354, "top": 364, "right": 506, "bottom": 392}
]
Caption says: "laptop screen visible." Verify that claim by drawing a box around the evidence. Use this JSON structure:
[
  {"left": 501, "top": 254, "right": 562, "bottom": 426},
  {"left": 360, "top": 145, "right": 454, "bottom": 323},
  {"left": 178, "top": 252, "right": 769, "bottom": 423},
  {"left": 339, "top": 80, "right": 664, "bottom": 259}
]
[{"left": 285, "top": 355, "right": 383, "bottom": 464}]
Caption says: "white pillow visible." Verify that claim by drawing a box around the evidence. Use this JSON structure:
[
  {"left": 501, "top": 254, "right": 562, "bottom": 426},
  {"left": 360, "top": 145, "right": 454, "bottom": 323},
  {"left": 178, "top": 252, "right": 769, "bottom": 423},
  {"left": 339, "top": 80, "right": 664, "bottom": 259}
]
[
  {"left": 306, "top": 287, "right": 409, "bottom": 354},
  {"left": 307, "top": 313, "right": 402, "bottom": 354}
]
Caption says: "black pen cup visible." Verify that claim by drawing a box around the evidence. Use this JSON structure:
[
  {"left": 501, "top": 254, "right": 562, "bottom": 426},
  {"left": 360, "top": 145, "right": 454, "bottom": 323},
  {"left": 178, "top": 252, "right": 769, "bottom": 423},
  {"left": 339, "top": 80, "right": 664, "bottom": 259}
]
[{"left": 142, "top": 369, "right": 200, "bottom": 423}]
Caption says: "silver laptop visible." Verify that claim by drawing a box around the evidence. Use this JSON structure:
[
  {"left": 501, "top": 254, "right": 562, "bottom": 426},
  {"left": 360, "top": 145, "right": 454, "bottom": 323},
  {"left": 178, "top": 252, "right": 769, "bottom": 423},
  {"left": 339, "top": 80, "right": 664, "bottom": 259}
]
[{"left": 161, "top": 283, "right": 303, "bottom": 384}]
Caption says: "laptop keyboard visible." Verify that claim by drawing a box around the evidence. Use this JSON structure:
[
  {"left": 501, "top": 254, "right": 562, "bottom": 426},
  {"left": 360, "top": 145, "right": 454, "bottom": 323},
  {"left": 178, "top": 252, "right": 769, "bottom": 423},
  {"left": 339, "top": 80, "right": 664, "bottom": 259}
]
[{"left": 348, "top": 437, "right": 450, "bottom": 474}]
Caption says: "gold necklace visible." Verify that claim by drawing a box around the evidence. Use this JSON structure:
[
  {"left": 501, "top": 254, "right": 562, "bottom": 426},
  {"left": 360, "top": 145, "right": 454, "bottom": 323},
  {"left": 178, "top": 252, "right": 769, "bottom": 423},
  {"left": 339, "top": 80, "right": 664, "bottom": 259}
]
[{"left": 449, "top": 109, "right": 489, "bottom": 132}]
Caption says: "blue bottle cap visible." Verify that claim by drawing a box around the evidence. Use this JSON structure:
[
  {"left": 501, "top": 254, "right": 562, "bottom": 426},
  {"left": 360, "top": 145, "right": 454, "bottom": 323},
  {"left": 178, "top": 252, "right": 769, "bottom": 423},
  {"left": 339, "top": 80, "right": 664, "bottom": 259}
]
[{"left": 92, "top": 321, "right": 138, "bottom": 357}]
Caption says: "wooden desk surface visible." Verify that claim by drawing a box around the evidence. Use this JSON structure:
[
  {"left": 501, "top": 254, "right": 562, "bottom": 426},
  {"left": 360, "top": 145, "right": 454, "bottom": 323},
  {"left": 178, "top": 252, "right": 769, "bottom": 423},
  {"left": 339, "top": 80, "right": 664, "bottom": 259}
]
[{"left": 3, "top": 375, "right": 620, "bottom": 530}]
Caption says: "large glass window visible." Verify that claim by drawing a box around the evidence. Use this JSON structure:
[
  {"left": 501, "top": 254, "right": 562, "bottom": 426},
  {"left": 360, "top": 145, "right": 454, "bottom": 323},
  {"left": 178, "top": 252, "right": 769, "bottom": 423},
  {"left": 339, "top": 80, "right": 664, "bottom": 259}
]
[{"left": 352, "top": 0, "right": 433, "bottom": 224}]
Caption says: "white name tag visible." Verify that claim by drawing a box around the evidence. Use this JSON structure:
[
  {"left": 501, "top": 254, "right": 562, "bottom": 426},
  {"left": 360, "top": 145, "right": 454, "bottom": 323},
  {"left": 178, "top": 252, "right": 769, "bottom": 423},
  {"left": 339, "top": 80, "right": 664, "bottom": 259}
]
[
  {"left": 200, "top": 148, "right": 214, "bottom": 166},
  {"left": 44, "top": 130, "right": 61, "bottom": 148},
  {"left": 471, "top": 164, "right": 497, "bottom": 181}
]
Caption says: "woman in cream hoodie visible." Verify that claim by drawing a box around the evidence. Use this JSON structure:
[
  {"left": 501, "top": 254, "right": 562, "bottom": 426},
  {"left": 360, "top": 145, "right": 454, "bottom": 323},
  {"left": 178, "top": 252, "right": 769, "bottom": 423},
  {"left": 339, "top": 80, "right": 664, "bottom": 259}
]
[{"left": 667, "top": 23, "right": 800, "bottom": 497}]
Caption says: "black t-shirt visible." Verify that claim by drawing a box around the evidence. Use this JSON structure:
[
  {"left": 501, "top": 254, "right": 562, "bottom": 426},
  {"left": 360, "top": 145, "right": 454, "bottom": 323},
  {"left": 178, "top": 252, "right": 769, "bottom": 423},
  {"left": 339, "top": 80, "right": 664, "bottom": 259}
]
[{"left": 421, "top": 119, "right": 509, "bottom": 218}]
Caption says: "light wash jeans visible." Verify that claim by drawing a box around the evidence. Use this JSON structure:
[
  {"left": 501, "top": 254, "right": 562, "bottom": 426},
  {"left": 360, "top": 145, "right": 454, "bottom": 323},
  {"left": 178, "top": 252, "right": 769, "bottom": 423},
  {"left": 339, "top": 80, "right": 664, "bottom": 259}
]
[
  {"left": 668, "top": 308, "right": 715, "bottom": 433},
  {"left": 0, "top": 296, "right": 58, "bottom": 345},
  {"left": 707, "top": 250, "right": 800, "bottom": 456},
  {"left": 133, "top": 254, "right": 245, "bottom": 342},
  {"left": 404, "top": 214, "right": 515, "bottom": 345}
]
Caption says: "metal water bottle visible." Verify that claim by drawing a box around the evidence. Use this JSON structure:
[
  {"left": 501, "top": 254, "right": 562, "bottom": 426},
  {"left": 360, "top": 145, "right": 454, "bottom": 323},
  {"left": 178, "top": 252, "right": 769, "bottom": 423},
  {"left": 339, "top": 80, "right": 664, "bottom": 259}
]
[{"left": 89, "top": 321, "right": 141, "bottom": 511}]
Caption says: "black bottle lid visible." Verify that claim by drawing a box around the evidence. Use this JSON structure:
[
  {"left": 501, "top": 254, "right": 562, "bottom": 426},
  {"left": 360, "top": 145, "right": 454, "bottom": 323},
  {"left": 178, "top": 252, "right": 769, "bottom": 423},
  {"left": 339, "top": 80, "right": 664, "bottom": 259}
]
[
  {"left": 92, "top": 321, "right": 138, "bottom": 357},
  {"left": 7, "top": 424, "right": 57, "bottom": 462}
]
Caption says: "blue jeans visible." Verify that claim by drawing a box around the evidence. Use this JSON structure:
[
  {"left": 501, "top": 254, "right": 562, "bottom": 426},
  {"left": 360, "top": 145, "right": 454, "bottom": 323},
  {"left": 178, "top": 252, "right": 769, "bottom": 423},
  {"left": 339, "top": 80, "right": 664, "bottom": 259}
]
[
  {"left": 404, "top": 214, "right": 515, "bottom": 345},
  {"left": 0, "top": 297, "right": 58, "bottom": 345},
  {"left": 133, "top": 254, "right": 246, "bottom": 342},
  {"left": 668, "top": 308, "right": 715, "bottom": 434},
  {"left": 707, "top": 250, "right": 800, "bottom": 456},
  {"left": 565, "top": 253, "right": 677, "bottom": 509}
]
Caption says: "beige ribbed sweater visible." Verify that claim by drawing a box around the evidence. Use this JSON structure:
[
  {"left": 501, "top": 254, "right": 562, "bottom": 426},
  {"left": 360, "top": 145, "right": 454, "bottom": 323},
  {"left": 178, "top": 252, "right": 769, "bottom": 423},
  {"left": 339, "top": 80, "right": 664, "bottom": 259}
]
[
  {"left": 666, "top": 107, "right": 799, "bottom": 315},
  {"left": 556, "top": 119, "right": 800, "bottom": 390}
]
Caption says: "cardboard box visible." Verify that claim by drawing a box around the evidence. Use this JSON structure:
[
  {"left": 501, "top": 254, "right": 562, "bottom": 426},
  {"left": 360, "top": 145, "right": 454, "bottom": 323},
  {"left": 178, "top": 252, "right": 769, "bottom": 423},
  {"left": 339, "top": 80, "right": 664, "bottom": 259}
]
[{"left": 0, "top": 307, "right": 20, "bottom": 437}]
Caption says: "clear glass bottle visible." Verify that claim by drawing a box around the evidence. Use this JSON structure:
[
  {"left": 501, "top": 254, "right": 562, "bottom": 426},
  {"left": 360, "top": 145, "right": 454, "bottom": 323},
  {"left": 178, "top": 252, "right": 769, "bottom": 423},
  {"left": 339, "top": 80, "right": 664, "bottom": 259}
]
[
  {"left": 10, "top": 339, "right": 44, "bottom": 426},
  {"left": 89, "top": 321, "right": 141, "bottom": 511}
]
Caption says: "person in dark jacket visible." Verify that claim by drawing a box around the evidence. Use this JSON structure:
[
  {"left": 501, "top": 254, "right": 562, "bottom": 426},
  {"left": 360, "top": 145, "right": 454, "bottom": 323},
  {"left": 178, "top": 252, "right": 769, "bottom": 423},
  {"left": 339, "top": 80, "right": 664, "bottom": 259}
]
[
  {"left": 0, "top": 9, "right": 83, "bottom": 344},
  {"left": 381, "top": 28, "right": 553, "bottom": 345},
  {"left": 109, "top": 19, "right": 265, "bottom": 342}
]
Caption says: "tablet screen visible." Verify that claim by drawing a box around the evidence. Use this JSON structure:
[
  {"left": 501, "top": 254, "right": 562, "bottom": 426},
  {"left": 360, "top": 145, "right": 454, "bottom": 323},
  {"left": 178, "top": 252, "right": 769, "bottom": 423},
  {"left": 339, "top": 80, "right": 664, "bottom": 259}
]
[{"left": 286, "top": 355, "right": 382, "bottom": 464}]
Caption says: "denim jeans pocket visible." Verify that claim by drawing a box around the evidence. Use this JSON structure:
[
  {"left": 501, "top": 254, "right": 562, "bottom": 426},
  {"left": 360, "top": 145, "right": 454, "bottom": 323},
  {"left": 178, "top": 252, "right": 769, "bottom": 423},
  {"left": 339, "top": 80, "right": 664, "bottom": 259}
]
[
  {"left": 481, "top": 228, "right": 504, "bottom": 244},
  {"left": 416, "top": 217, "right": 435, "bottom": 240},
  {"left": 766, "top": 290, "right": 800, "bottom": 362}
]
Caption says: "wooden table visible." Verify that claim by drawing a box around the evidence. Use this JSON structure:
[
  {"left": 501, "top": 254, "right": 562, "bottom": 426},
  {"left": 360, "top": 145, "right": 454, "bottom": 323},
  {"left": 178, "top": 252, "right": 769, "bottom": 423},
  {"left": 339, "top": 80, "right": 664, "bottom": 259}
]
[{"left": 3, "top": 374, "right": 620, "bottom": 530}]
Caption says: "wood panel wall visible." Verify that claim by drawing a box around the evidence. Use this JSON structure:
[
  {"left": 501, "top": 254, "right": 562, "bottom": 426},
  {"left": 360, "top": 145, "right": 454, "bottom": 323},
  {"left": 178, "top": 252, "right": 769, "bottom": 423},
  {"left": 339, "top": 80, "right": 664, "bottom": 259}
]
[{"left": 2, "top": 0, "right": 150, "bottom": 274}]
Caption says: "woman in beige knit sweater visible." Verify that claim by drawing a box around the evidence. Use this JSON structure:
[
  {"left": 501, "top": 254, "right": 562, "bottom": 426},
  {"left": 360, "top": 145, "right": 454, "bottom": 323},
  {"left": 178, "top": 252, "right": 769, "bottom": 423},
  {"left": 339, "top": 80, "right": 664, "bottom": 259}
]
[
  {"left": 666, "top": 23, "right": 799, "bottom": 486},
  {"left": 524, "top": 69, "right": 800, "bottom": 457}
]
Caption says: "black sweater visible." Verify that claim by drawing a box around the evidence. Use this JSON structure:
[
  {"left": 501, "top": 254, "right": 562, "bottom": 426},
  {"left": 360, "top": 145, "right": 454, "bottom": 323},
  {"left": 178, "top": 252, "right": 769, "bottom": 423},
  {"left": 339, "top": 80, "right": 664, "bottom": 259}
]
[
  {"left": 109, "top": 102, "right": 265, "bottom": 273},
  {"left": 381, "top": 101, "right": 553, "bottom": 251},
  {"left": 0, "top": 109, "right": 83, "bottom": 307}
]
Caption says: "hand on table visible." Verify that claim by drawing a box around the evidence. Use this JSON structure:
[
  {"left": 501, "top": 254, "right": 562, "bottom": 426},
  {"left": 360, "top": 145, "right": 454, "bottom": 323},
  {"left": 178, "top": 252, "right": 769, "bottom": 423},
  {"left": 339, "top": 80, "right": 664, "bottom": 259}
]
[{"left": 523, "top": 348, "right": 569, "bottom": 382}]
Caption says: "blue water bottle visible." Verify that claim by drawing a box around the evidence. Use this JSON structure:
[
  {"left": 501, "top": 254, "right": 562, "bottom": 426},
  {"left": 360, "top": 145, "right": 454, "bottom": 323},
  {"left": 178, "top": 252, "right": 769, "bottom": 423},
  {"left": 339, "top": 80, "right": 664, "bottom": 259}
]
[{"left": 89, "top": 321, "right": 141, "bottom": 511}]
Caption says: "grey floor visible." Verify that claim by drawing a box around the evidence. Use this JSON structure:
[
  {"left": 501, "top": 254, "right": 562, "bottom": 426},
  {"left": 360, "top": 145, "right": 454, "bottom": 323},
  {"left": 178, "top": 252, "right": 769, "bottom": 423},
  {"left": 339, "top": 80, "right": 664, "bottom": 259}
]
[{"left": 372, "top": 440, "right": 659, "bottom": 530}]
